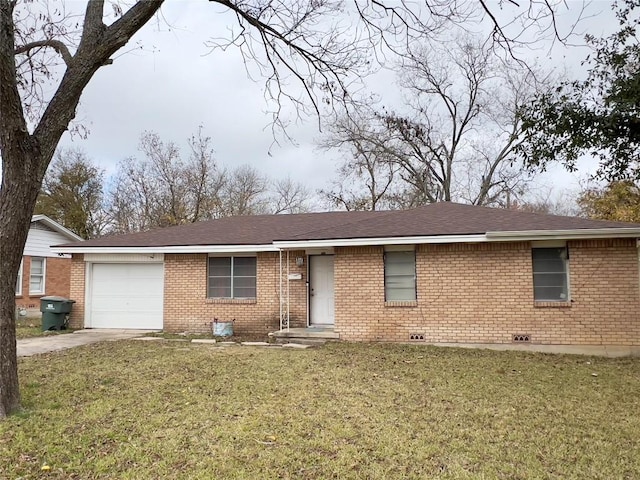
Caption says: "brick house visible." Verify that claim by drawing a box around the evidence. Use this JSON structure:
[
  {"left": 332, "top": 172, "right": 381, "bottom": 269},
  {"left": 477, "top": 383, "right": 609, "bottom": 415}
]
[
  {"left": 54, "top": 203, "right": 640, "bottom": 353},
  {"left": 17, "top": 215, "right": 83, "bottom": 315}
]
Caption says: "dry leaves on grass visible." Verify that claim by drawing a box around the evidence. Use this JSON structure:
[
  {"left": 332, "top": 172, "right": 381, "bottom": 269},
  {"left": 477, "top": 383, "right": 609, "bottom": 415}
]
[{"left": 1, "top": 341, "right": 639, "bottom": 479}]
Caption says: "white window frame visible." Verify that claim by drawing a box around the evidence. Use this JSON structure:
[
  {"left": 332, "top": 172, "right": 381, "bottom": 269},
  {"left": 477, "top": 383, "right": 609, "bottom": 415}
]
[
  {"left": 532, "top": 246, "right": 570, "bottom": 302},
  {"left": 29, "top": 257, "right": 46, "bottom": 295},
  {"left": 16, "top": 259, "right": 23, "bottom": 296},
  {"left": 384, "top": 250, "right": 417, "bottom": 302},
  {"left": 207, "top": 255, "right": 257, "bottom": 299}
]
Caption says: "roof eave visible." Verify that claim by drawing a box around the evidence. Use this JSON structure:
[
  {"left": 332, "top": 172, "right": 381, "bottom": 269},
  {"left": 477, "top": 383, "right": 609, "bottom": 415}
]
[
  {"left": 486, "top": 228, "right": 640, "bottom": 241},
  {"left": 32, "top": 215, "right": 84, "bottom": 242},
  {"left": 52, "top": 228, "right": 640, "bottom": 254},
  {"left": 276, "top": 228, "right": 640, "bottom": 248},
  {"left": 273, "top": 234, "right": 488, "bottom": 248},
  {"left": 52, "top": 244, "right": 280, "bottom": 254}
]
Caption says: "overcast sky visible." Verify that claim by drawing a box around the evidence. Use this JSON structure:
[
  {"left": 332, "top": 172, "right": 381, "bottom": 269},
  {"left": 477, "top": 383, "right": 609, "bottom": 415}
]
[{"left": 56, "top": 1, "right": 618, "bottom": 206}]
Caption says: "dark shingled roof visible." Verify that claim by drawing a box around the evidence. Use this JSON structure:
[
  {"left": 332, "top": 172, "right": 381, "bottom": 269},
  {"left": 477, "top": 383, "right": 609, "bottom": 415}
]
[{"left": 58, "top": 202, "right": 640, "bottom": 248}]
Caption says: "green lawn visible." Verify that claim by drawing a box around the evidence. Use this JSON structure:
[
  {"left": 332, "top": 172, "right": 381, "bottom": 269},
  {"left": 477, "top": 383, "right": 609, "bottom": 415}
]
[{"left": 2, "top": 341, "right": 639, "bottom": 479}]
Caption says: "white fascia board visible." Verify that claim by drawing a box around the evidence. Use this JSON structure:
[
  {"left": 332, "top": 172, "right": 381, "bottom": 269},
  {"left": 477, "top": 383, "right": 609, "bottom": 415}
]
[
  {"left": 487, "top": 228, "right": 640, "bottom": 241},
  {"left": 32, "top": 215, "right": 84, "bottom": 242},
  {"left": 52, "top": 244, "right": 279, "bottom": 254},
  {"left": 273, "top": 234, "right": 488, "bottom": 249}
]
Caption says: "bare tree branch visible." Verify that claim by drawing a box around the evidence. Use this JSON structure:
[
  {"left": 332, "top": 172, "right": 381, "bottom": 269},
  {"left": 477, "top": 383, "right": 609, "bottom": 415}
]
[{"left": 14, "top": 39, "right": 73, "bottom": 66}]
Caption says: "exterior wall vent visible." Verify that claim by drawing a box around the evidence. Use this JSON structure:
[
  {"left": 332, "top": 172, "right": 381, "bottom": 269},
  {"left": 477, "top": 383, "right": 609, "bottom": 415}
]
[
  {"left": 512, "top": 334, "right": 531, "bottom": 343},
  {"left": 409, "top": 333, "right": 425, "bottom": 341}
]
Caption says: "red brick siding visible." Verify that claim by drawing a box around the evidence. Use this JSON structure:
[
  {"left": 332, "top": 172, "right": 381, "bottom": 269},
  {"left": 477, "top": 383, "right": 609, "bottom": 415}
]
[{"left": 16, "top": 256, "right": 71, "bottom": 311}]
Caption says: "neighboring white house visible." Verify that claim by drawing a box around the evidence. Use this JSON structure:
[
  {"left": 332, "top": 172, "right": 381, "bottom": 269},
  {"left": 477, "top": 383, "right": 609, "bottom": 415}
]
[{"left": 16, "top": 215, "right": 83, "bottom": 314}]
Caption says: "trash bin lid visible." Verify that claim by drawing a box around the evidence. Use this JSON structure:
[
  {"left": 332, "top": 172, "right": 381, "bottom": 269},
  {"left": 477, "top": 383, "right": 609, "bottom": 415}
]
[{"left": 40, "top": 296, "right": 75, "bottom": 303}]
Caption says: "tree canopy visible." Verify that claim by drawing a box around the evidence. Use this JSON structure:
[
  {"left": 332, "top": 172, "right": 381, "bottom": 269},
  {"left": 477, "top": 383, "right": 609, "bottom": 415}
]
[
  {"left": 321, "top": 37, "right": 549, "bottom": 210},
  {"left": 518, "top": 0, "right": 640, "bottom": 180},
  {"left": 35, "top": 149, "right": 107, "bottom": 239},
  {"left": 578, "top": 180, "right": 640, "bottom": 222}
]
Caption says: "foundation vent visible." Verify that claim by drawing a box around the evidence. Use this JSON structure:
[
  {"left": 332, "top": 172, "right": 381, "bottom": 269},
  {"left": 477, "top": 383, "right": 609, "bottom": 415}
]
[
  {"left": 512, "top": 334, "right": 531, "bottom": 343},
  {"left": 409, "top": 333, "right": 425, "bottom": 341}
]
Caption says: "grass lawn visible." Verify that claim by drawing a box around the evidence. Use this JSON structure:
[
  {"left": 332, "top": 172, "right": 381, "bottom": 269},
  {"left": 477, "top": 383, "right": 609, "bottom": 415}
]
[
  {"left": 15, "top": 316, "right": 73, "bottom": 339},
  {"left": 1, "top": 342, "right": 639, "bottom": 479}
]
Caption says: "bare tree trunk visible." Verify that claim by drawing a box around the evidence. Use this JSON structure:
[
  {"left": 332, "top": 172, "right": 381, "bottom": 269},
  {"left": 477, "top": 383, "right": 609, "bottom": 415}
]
[
  {"left": 0, "top": 148, "right": 44, "bottom": 417},
  {"left": 0, "top": 0, "right": 164, "bottom": 418}
]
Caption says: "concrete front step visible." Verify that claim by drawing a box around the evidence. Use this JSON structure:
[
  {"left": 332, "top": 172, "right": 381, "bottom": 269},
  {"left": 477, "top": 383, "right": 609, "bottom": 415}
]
[
  {"left": 269, "top": 327, "right": 340, "bottom": 340},
  {"left": 273, "top": 337, "right": 328, "bottom": 346}
]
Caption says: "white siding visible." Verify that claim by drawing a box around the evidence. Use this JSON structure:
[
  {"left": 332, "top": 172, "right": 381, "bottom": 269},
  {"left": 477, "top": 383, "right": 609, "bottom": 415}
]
[{"left": 24, "top": 229, "right": 72, "bottom": 258}]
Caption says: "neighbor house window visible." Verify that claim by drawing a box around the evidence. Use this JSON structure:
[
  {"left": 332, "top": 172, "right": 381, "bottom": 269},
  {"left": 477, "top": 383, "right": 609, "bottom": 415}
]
[
  {"left": 532, "top": 247, "right": 569, "bottom": 301},
  {"left": 29, "top": 257, "right": 46, "bottom": 295},
  {"left": 384, "top": 251, "right": 416, "bottom": 301},
  {"left": 208, "top": 256, "right": 256, "bottom": 298},
  {"left": 15, "top": 259, "right": 23, "bottom": 296}
]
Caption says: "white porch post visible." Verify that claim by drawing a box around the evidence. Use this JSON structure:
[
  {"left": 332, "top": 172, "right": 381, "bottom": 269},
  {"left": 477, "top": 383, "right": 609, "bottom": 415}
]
[
  {"left": 279, "top": 249, "right": 283, "bottom": 331},
  {"left": 286, "top": 249, "right": 290, "bottom": 331}
]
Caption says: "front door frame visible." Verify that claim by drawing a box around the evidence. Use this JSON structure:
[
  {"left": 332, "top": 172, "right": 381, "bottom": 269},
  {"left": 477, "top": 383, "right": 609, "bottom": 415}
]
[{"left": 307, "top": 254, "right": 335, "bottom": 327}]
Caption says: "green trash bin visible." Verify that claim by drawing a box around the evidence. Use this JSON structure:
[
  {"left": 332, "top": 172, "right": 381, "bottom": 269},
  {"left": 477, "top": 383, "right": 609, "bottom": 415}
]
[{"left": 40, "top": 296, "right": 75, "bottom": 331}]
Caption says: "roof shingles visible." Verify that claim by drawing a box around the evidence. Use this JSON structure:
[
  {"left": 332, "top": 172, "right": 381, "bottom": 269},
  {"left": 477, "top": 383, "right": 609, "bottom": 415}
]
[{"left": 59, "top": 202, "right": 640, "bottom": 249}]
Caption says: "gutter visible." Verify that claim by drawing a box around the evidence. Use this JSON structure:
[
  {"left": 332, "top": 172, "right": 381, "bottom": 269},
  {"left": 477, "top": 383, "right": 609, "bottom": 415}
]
[
  {"left": 52, "top": 228, "right": 640, "bottom": 255},
  {"left": 486, "top": 228, "right": 640, "bottom": 241},
  {"left": 52, "top": 244, "right": 281, "bottom": 254}
]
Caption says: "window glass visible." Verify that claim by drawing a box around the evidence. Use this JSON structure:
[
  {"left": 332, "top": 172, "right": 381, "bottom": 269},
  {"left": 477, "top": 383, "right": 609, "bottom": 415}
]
[
  {"left": 233, "top": 257, "right": 257, "bottom": 277},
  {"left": 29, "top": 257, "right": 45, "bottom": 294},
  {"left": 532, "top": 248, "right": 569, "bottom": 301},
  {"left": 385, "top": 251, "right": 416, "bottom": 301},
  {"left": 208, "top": 256, "right": 256, "bottom": 299},
  {"left": 209, "top": 257, "right": 231, "bottom": 276},
  {"left": 16, "top": 259, "right": 23, "bottom": 296}
]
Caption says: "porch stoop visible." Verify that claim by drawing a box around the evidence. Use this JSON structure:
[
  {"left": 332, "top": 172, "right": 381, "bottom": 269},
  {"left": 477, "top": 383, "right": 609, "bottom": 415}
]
[{"left": 269, "top": 327, "right": 340, "bottom": 345}]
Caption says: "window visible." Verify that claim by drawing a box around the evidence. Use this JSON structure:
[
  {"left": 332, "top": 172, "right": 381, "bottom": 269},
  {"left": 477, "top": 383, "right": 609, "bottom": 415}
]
[
  {"left": 208, "top": 256, "right": 256, "bottom": 299},
  {"left": 384, "top": 251, "right": 416, "bottom": 301},
  {"left": 15, "top": 259, "right": 23, "bottom": 296},
  {"left": 29, "top": 257, "right": 46, "bottom": 295},
  {"left": 532, "top": 247, "right": 569, "bottom": 301}
]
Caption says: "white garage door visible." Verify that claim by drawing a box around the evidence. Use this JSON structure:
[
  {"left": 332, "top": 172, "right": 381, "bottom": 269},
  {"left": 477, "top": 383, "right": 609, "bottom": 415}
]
[{"left": 89, "top": 263, "right": 164, "bottom": 329}]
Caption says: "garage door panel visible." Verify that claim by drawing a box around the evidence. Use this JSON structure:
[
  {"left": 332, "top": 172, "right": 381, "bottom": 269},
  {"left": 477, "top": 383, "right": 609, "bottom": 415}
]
[
  {"left": 92, "top": 282, "right": 162, "bottom": 297},
  {"left": 89, "top": 263, "right": 163, "bottom": 329}
]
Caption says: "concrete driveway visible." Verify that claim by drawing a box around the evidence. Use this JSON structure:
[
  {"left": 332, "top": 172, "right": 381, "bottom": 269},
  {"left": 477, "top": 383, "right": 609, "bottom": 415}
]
[{"left": 17, "top": 329, "right": 151, "bottom": 357}]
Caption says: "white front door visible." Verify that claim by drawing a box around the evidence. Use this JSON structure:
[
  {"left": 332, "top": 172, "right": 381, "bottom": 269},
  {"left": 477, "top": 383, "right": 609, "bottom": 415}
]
[{"left": 309, "top": 255, "right": 335, "bottom": 326}]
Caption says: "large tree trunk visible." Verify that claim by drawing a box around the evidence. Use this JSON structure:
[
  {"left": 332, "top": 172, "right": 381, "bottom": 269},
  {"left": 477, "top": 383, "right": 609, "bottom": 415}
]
[
  {"left": 0, "top": 147, "right": 44, "bottom": 417},
  {"left": 0, "top": 0, "right": 164, "bottom": 418}
]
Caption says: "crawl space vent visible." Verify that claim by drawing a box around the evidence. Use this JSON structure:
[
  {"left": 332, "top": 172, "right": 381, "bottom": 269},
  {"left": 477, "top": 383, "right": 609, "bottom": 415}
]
[
  {"left": 409, "top": 333, "right": 425, "bottom": 341},
  {"left": 512, "top": 334, "right": 531, "bottom": 343}
]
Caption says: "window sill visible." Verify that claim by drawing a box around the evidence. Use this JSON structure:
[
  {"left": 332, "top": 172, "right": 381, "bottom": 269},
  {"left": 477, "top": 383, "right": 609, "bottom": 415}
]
[
  {"left": 385, "top": 301, "right": 417, "bottom": 308},
  {"left": 534, "top": 301, "right": 572, "bottom": 308},
  {"left": 206, "top": 298, "right": 257, "bottom": 305}
]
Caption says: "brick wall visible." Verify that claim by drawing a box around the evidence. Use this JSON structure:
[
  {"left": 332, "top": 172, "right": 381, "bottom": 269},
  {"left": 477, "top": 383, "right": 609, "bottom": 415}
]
[
  {"left": 66, "top": 240, "right": 639, "bottom": 346},
  {"left": 163, "top": 251, "right": 307, "bottom": 335},
  {"left": 16, "top": 256, "right": 72, "bottom": 313},
  {"left": 334, "top": 240, "right": 640, "bottom": 345},
  {"left": 67, "top": 254, "right": 85, "bottom": 329}
]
